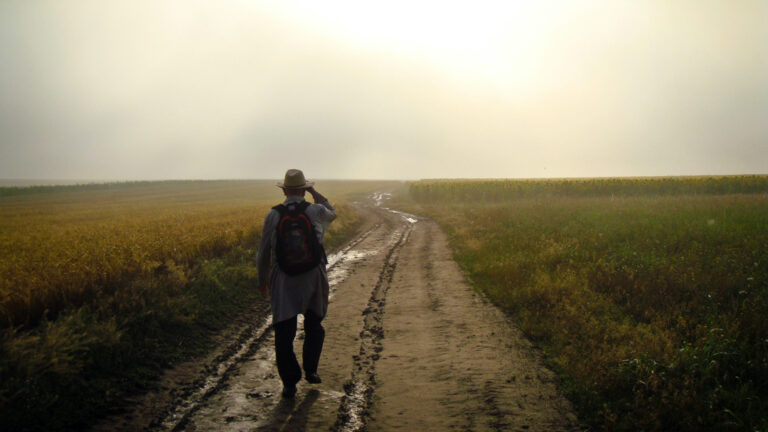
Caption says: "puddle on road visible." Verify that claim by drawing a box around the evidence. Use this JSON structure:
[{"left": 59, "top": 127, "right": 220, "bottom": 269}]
[
  {"left": 368, "top": 191, "right": 419, "bottom": 224},
  {"left": 327, "top": 249, "right": 379, "bottom": 287},
  {"left": 383, "top": 208, "right": 418, "bottom": 224},
  {"left": 370, "top": 192, "right": 391, "bottom": 206}
]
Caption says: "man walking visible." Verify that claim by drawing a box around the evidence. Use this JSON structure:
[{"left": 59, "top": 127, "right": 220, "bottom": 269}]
[{"left": 257, "top": 169, "right": 336, "bottom": 398}]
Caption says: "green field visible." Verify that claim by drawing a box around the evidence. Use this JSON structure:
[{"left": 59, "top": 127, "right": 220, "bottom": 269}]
[
  {"left": 407, "top": 176, "right": 768, "bottom": 432},
  {"left": 0, "top": 179, "right": 395, "bottom": 431}
]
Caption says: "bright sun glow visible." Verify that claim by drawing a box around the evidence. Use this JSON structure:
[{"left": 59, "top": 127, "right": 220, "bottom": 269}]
[
  {"left": 250, "top": 0, "right": 658, "bottom": 101},
  {"left": 252, "top": 0, "right": 587, "bottom": 97}
]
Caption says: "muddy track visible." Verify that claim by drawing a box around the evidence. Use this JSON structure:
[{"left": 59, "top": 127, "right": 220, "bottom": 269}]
[
  {"left": 156, "top": 221, "right": 385, "bottom": 431},
  {"left": 95, "top": 195, "right": 580, "bottom": 431}
]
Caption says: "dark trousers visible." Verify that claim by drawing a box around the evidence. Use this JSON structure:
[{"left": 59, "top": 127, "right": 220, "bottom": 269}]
[{"left": 273, "top": 312, "right": 325, "bottom": 386}]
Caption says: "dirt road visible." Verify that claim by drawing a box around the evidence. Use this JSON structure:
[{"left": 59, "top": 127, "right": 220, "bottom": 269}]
[{"left": 110, "top": 196, "right": 579, "bottom": 431}]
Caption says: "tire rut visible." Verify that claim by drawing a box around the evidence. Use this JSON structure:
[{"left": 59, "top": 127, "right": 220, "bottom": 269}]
[{"left": 332, "top": 223, "right": 414, "bottom": 432}]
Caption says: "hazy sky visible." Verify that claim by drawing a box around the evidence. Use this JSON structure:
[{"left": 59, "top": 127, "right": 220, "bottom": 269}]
[{"left": 1, "top": 0, "right": 767, "bottom": 180}]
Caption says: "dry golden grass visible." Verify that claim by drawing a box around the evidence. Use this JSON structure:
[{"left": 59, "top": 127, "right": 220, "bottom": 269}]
[{"left": 0, "top": 180, "right": 393, "bottom": 328}]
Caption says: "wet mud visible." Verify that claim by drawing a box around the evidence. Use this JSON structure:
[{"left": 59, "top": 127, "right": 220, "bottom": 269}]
[{"left": 95, "top": 195, "right": 579, "bottom": 431}]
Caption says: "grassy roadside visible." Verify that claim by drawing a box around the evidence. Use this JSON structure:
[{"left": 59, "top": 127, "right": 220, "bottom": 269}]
[
  {"left": 0, "top": 181, "right": 370, "bottom": 431},
  {"left": 1, "top": 246, "right": 267, "bottom": 431},
  {"left": 400, "top": 178, "right": 768, "bottom": 431}
]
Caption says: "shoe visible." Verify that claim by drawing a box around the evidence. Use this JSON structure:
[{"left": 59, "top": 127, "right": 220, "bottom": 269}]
[
  {"left": 305, "top": 372, "right": 322, "bottom": 384},
  {"left": 281, "top": 383, "right": 297, "bottom": 398}
]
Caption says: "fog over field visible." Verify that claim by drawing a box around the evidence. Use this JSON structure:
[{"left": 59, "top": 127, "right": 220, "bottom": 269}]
[{"left": 1, "top": 0, "right": 767, "bottom": 181}]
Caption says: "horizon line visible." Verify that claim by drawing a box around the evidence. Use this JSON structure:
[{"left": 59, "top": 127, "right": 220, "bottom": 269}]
[{"left": 3, "top": 173, "right": 768, "bottom": 188}]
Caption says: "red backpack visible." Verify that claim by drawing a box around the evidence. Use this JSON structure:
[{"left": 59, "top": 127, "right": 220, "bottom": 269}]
[{"left": 273, "top": 201, "right": 324, "bottom": 275}]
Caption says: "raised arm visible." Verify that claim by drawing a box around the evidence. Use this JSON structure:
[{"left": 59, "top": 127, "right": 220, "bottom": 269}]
[{"left": 307, "top": 186, "right": 336, "bottom": 223}]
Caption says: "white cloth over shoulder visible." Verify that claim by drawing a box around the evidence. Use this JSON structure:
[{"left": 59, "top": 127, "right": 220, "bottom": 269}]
[{"left": 257, "top": 195, "right": 336, "bottom": 323}]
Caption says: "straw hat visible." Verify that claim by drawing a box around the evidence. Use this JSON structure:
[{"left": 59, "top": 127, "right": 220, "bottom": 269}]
[{"left": 277, "top": 169, "right": 314, "bottom": 190}]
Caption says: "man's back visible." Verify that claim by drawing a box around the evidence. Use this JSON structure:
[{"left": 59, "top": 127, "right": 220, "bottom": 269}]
[
  {"left": 258, "top": 195, "right": 336, "bottom": 280},
  {"left": 255, "top": 170, "right": 336, "bottom": 398}
]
